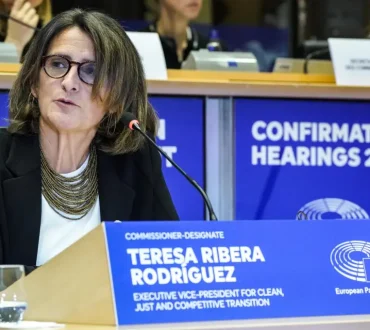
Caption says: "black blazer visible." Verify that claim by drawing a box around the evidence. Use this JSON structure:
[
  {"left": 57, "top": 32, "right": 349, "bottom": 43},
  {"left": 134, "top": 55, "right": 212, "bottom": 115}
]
[{"left": 0, "top": 129, "right": 179, "bottom": 271}]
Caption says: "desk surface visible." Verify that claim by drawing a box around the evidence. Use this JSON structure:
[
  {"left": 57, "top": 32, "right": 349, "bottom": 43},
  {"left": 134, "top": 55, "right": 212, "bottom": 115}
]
[
  {"left": 21, "top": 315, "right": 370, "bottom": 330},
  {"left": 1, "top": 64, "right": 370, "bottom": 100}
]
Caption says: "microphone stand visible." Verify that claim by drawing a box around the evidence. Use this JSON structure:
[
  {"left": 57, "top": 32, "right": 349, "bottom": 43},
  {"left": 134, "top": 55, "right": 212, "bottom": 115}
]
[{"left": 131, "top": 121, "right": 218, "bottom": 221}]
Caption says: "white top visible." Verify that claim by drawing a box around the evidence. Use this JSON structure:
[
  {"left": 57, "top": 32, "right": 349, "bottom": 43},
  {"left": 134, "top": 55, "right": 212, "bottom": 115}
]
[{"left": 36, "top": 155, "right": 101, "bottom": 266}]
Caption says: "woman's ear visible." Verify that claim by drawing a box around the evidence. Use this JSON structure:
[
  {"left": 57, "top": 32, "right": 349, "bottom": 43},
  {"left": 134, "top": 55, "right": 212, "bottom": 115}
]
[{"left": 31, "top": 86, "right": 38, "bottom": 99}]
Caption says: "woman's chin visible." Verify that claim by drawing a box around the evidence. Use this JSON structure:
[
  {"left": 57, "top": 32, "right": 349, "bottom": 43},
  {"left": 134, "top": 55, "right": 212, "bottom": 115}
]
[
  {"left": 46, "top": 116, "right": 83, "bottom": 133},
  {"left": 40, "top": 107, "right": 102, "bottom": 133}
]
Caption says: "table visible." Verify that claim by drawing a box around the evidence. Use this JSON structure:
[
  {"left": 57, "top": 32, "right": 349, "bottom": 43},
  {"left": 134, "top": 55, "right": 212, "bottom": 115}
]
[{"left": 11, "top": 315, "right": 370, "bottom": 330}]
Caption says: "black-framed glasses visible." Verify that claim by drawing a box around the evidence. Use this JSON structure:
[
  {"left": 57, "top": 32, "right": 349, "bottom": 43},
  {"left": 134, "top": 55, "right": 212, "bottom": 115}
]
[{"left": 42, "top": 55, "right": 96, "bottom": 85}]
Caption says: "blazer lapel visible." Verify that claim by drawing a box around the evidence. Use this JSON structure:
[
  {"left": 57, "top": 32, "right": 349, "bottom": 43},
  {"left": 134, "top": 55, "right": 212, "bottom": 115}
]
[
  {"left": 2, "top": 138, "right": 136, "bottom": 264},
  {"left": 3, "top": 134, "right": 41, "bottom": 266},
  {"left": 97, "top": 150, "right": 136, "bottom": 221}
]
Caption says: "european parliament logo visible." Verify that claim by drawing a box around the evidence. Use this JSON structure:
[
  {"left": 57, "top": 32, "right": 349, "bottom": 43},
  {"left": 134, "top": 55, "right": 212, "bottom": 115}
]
[
  {"left": 331, "top": 241, "right": 370, "bottom": 283},
  {"left": 297, "top": 198, "right": 369, "bottom": 220}
]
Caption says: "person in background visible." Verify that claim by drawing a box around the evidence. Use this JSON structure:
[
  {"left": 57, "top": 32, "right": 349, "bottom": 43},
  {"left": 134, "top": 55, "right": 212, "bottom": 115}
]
[
  {"left": 143, "top": 0, "right": 209, "bottom": 69},
  {"left": 0, "top": 0, "right": 52, "bottom": 59}
]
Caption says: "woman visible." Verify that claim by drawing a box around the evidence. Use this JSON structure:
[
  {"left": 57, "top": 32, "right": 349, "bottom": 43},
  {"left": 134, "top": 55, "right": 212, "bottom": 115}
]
[
  {"left": 0, "top": 8, "right": 179, "bottom": 273},
  {"left": 144, "top": 0, "right": 209, "bottom": 69},
  {"left": 0, "top": 0, "right": 52, "bottom": 59}
]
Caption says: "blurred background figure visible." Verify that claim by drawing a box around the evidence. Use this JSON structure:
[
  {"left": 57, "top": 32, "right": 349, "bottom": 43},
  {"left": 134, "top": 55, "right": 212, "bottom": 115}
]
[
  {"left": 0, "top": 0, "right": 52, "bottom": 58},
  {"left": 45, "top": 0, "right": 294, "bottom": 71},
  {"left": 143, "top": 0, "right": 212, "bottom": 69},
  {"left": 4, "top": 0, "right": 370, "bottom": 71}
]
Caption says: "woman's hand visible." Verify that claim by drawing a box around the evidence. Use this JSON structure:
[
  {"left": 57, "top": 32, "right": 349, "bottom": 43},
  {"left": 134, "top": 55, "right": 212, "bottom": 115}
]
[{"left": 4, "top": 0, "right": 39, "bottom": 57}]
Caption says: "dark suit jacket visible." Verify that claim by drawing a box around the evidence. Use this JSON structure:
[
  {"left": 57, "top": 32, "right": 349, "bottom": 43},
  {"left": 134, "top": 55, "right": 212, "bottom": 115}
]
[{"left": 0, "top": 129, "right": 179, "bottom": 272}]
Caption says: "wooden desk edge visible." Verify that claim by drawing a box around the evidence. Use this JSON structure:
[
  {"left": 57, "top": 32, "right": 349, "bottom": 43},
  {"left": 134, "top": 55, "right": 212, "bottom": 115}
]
[
  {"left": 1, "top": 66, "right": 370, "bottom": 100},
  {"left": 0, "top": 63, "right": 21, "bottom": 72},
  {"left": 61, "top": 314, "right": 370, "bottom": 330},
  {"left": 0, "top": 64, "right": 335, "bottom": 84},
  {"left": 166, "top": 69, "right": 336, "bottom": 84},
  {"left": 147, "top": 80, "right": 370, "bottom": 100}
]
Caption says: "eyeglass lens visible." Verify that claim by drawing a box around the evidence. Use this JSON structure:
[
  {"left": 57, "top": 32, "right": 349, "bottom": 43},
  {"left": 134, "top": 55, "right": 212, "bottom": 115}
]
[{"left": 44, "top": 56, "right": 96, "bottom": 85}]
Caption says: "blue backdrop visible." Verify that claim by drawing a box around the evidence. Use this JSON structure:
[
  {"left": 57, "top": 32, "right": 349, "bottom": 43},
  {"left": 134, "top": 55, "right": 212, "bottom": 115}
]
[
  {"left": 149, "top": 96, "right": 204, "bottom": 220},
  {"left": 0, "top": 92, "right": 205, "bottom": 220},
  {"left": 0, "top": 91, "right": 8, "bottom": 126},
  {"left": 235, "top": 98, "right": 370, "bottom": 221}
]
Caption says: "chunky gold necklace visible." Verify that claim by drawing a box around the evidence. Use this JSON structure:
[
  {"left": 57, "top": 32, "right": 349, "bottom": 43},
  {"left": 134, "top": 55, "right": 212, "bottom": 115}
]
[{"left": 41, "top": 145, "right": 98, "bottom": 220}]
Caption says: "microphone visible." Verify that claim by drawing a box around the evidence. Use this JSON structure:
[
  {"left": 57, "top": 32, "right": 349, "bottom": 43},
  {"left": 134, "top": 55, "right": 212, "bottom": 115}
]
[
  {"left": 122, "top": 112, "right": 218, "bottom": 221},
  {"left": 0, "top": 11, "right": 40, "bottom": 31},
  {"left": 303, "top": 48, "right": 330, "bottom": 74}
]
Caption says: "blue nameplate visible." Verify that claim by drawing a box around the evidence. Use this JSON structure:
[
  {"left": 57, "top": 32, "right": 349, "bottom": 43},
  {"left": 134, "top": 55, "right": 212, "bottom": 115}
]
[{"left": 104, "top": 220, "right": 370, "bottom": 325}]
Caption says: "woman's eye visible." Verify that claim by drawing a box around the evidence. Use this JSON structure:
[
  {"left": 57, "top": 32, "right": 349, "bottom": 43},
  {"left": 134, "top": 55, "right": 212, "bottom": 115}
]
[{"left": 51, "top": 60, "right": 67, "bottom": 68}]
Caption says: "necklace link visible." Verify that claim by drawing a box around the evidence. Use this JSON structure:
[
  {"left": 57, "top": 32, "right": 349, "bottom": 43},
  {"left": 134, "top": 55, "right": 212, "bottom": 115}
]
[{"left": 41, "top": 145, "right": 98, "bottom": 220}]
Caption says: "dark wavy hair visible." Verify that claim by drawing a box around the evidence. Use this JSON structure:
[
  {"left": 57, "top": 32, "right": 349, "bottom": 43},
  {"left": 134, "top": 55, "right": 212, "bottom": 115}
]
[{"left": 8, "top": 8, "right": 158, "bottom": 154}]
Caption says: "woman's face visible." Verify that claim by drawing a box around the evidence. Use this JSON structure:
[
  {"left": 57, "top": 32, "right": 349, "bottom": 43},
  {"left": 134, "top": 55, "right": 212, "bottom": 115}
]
[
  {"left": 33, "top": 27, "right": 107, "bottom": 134},
  {"left": 161, "top": 0, "right": 202, "bottom": 21},
  {"left": 2, "top": 0, "right": 43, "bottom": 11}
]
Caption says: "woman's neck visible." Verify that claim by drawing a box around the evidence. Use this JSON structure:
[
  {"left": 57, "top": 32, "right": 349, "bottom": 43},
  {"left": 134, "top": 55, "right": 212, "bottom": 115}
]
[
  {"left": 39, "top": 120, "right": 96, "bottom": 174},
  {"left": 157, "top": 8, "right": 189, "bottom": 61}
]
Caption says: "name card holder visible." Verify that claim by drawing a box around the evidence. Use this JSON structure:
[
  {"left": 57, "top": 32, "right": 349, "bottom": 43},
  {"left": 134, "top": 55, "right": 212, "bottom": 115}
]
[
  {"left": 8, "top": 220, "right": 370, "bottom": 328},
  {"left": 329, "top": 38, "right": 370, "bottom": 87},
  {"left": 127, "top": 32, "right": 167, "bottom": 80}
]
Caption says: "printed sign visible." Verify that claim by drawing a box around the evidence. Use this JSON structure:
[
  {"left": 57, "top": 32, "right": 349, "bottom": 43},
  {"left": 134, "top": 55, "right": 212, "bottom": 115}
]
[
  {"left": 104, "top": 220, "right": 370, "bottom": 325},
  {"left": 235, "top": 98, "right": 370, "bottom": 220},
  {"left": 329, "top": 38, "right": 370, "bottom": 86},
  {"left": 127, "top": 32, "right": 167, "bottom": 80}
]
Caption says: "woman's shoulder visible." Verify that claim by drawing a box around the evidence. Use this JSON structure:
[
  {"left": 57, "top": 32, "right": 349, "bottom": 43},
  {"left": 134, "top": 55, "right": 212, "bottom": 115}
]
[
  {"left": 0, "top": 130, "right": 35, "bottom": 161},
  {"left": 123, "top": 136, "right": 160, "bottom": 164},
  {"left": 0, "top": 128, "right": 13, "bottom": 167},
  {"left": 0, "top": 128, "right": 12, "bottom": 151},
  {"left": 109, "top": 136, "right": 162, "bottom": 178}
]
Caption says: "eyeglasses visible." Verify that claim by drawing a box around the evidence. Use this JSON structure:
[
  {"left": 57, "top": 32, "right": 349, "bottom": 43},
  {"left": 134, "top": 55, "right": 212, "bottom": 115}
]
[{"left": 42, "top": 55, "right": 96, "bottom": 85}]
